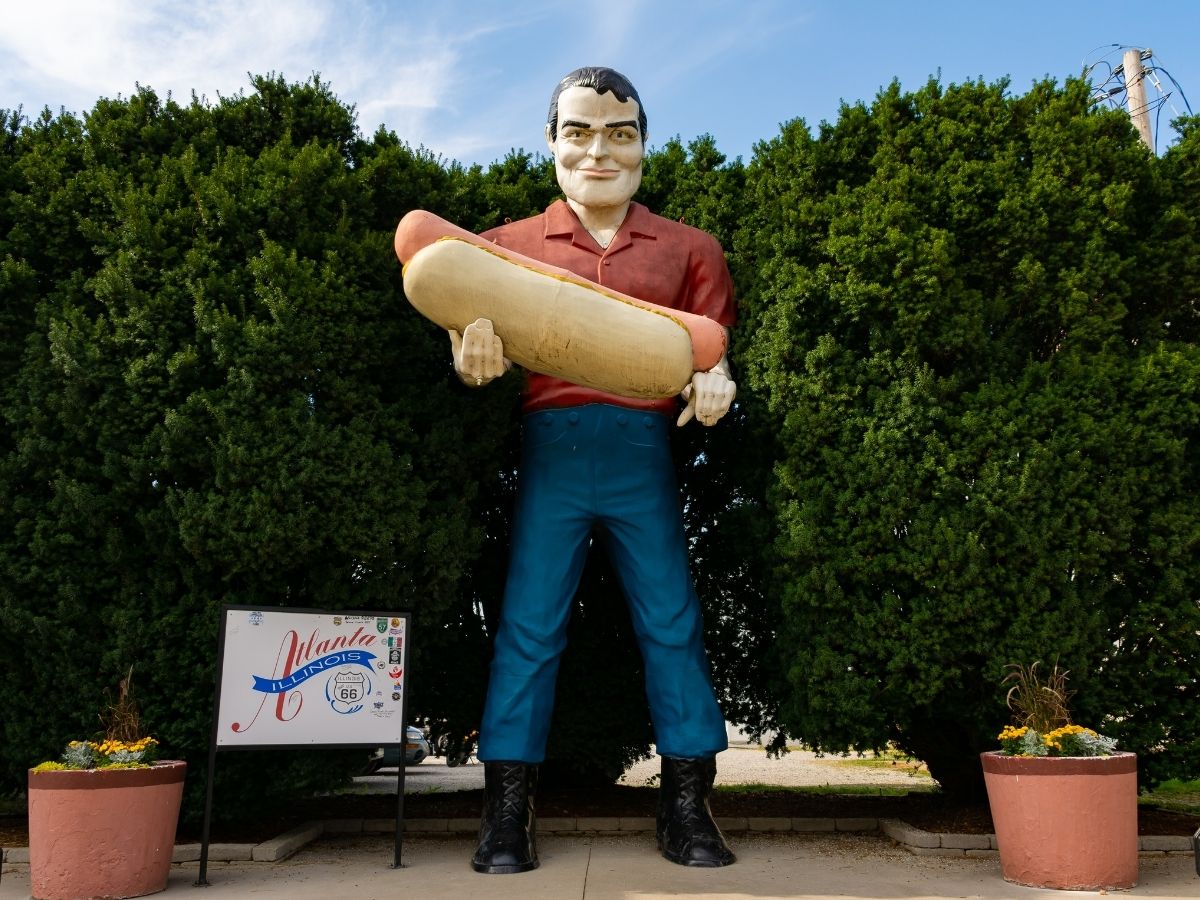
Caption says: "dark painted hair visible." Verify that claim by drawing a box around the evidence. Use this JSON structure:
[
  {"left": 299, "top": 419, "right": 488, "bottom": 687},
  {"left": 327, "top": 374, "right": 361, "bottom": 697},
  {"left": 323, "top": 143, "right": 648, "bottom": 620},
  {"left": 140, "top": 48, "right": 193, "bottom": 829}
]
[{"left": 547, "top": 66, "right": 647, "bottom": 141}]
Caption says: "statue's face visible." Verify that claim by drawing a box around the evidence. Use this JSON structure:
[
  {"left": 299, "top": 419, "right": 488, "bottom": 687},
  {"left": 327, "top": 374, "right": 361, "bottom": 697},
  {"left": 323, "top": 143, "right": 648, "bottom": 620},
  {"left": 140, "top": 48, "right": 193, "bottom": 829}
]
[{"left": 547, "top": 85, "right": 644, "bottom": 210}]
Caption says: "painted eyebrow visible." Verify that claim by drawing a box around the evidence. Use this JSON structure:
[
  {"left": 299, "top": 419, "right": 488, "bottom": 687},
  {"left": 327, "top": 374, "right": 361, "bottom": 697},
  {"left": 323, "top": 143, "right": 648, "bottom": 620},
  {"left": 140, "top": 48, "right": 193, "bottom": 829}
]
[{"left": 560, "top": 119, "right": 639, "bottom": 130}]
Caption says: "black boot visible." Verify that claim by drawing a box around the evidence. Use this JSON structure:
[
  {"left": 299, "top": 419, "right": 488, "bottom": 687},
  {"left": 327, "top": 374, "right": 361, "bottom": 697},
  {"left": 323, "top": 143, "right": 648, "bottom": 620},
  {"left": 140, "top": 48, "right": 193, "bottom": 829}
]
[
  {"left": 471, "top": 762, "right": 539, "bottom": 874},
  {"left": 657, "top": 756, "right": 736, "bottom": 867}
]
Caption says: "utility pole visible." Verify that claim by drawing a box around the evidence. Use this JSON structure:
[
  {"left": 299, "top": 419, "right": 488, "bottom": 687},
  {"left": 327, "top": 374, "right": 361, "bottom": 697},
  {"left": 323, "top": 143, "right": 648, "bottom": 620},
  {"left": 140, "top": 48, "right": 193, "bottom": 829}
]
[{"left": 1122, "top": 48, "right": 1154, "bottom": 152}]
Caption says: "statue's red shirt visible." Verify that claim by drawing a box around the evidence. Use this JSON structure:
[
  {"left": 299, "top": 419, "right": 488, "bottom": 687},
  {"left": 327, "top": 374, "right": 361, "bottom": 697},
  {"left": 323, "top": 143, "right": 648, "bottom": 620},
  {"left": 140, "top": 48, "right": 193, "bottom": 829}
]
[{"left": 481, "top": 199, "right": 736, "bottom": 414}]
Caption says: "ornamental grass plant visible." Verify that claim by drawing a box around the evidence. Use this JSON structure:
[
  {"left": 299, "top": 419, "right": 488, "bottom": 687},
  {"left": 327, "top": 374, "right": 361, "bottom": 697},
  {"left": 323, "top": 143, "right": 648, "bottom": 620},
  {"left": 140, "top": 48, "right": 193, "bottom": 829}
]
[
  {"left": 32, "top": 667, "right": 161, "bottom": 771},
  {"left": 997, "top": 662, "right": 1117, "bottom": 757}
]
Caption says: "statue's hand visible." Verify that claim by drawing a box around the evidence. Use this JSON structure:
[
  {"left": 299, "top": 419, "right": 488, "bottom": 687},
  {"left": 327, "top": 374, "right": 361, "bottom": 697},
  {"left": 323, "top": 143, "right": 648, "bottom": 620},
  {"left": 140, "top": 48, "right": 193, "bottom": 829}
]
[
  {"left": 450, "top": 317, "right": 510, "bottom": 387},
  {"left": 677, "top": 369, "right": 736, "bottom": 427}
]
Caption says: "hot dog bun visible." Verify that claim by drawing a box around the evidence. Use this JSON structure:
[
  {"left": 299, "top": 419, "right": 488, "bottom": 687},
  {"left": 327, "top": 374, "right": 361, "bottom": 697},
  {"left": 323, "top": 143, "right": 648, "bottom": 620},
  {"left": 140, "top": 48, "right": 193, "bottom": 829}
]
[
  {"left": 394, "top": 210, "right": 727, "bottom": 395},
  {"left": 405, "top": 237, "right": 698, "bottom": 398}
]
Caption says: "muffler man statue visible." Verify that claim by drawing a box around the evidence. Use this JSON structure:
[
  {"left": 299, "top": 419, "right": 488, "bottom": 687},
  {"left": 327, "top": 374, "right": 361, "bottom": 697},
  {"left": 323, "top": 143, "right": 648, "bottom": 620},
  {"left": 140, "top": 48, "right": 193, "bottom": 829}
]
[{"left": 451, "top": 66, "right": 738, "bottom": 873}]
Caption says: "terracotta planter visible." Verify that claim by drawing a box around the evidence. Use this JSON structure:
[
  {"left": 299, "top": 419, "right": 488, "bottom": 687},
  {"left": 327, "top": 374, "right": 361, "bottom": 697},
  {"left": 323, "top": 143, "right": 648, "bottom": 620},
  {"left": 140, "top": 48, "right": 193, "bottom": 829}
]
[
  {"left": 27, "top": 760, "right": 186, "bottom": 900},
  {"left": 981, "top": 750, "right": 1137, "bottom": 891}
]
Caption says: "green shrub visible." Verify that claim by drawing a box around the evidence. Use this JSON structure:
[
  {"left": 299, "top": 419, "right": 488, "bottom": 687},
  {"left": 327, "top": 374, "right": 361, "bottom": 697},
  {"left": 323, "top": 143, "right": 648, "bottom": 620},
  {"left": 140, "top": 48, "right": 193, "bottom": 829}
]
[{"left": 736, "top": 77, "right": 1200, "bottom": 798}]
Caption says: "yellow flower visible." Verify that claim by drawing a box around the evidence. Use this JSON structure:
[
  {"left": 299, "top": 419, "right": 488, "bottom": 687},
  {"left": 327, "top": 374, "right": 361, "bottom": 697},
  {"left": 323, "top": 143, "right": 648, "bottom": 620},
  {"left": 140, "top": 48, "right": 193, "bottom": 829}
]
[{"left": 997, "top": 725, "right": 1029, "bottom": 741}]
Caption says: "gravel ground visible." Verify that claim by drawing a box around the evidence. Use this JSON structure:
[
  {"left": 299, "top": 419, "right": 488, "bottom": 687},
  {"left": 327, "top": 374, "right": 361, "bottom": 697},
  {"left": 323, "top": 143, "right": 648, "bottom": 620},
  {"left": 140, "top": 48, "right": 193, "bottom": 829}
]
[
  {"left": 623, "top": 744, "right": 931, "bottom": 789},
  {"left": 356, "top": 742, "right": 931, "bottom": 795}
]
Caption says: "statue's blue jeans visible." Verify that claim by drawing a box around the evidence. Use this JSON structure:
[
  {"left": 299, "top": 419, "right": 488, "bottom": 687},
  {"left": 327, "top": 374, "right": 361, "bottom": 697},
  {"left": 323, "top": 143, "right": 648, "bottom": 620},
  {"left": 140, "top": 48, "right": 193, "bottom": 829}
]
[{"left": 478, "top": 403, "right": 728, "bottom": 763}]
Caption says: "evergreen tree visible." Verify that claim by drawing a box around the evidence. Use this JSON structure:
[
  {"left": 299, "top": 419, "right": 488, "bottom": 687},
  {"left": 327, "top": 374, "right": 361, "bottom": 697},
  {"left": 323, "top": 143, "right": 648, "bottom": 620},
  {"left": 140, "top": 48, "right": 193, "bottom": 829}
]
[
  {"left": 738, "top": 77, "right": 1200, "bottom": 797},
  {"left": 0, "top": 77, "right": 518, "bottom": 815}
]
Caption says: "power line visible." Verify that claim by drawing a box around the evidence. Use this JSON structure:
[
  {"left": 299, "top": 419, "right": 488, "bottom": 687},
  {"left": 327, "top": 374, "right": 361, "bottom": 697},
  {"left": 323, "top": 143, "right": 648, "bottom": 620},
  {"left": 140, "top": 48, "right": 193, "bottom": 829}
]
[{"left": 1084, "top": 45, "right": 1192, "bottom": 152}]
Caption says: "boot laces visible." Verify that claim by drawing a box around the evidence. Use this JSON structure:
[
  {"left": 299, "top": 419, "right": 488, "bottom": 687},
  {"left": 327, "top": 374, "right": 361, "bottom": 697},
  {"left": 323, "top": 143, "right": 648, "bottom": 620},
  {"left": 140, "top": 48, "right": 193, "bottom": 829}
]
[
  {"left": 674, "top": 764, "right": 706, "bottom": 823},
  {"left": 496, "top": 765, "right": 528, "bottom": 829}
]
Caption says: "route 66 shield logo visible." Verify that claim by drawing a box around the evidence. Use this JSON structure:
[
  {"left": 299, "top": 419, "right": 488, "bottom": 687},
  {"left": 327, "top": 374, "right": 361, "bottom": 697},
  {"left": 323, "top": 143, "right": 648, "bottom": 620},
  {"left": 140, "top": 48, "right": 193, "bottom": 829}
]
[{"left": 326, "top": 668, "right": 368, "bottom": 714}]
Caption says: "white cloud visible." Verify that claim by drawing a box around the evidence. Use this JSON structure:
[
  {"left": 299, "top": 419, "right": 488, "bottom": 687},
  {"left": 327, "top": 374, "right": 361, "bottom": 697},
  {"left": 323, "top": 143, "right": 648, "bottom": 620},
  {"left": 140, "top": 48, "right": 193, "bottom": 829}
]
[
  {"left": 3, "top": 0, "right": 331, "bottom": 104},
  {"left": 644, "top": 1, "right": 810, "bottom": 90},
  {"left": 582, "top": 0, "right": 644, "bottom": 62},
  {"left": 0, "top": 0, "right": 521, "bottom": 157}
]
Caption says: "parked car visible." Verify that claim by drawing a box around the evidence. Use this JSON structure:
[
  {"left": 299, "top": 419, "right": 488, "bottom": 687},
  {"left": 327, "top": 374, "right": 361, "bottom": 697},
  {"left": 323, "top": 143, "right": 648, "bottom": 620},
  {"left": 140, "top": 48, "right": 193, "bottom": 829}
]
[{"left": 363, "top": 726, "right": 431, "bottom": 773}]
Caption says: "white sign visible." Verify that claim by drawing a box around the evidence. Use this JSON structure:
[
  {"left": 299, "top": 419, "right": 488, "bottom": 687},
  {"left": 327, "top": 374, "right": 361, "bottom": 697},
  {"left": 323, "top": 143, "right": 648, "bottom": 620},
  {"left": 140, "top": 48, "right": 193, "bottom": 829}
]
[{"left": 215, "top": 607, "right": 409, "bottom": 746}]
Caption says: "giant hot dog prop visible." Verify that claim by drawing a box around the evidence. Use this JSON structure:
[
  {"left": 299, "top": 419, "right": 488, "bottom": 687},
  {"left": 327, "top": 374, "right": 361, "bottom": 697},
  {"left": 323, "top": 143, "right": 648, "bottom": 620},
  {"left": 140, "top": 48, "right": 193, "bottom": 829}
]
[{"left": 395, "top": 210, "right": 726, "bottom": 399}]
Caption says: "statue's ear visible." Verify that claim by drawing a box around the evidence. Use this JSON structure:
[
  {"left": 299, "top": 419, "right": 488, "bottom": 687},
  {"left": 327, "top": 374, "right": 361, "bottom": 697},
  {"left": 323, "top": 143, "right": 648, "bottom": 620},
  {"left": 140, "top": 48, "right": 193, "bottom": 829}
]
[{"left": 545, "top": 123, "right": 555, "bottom": 154}]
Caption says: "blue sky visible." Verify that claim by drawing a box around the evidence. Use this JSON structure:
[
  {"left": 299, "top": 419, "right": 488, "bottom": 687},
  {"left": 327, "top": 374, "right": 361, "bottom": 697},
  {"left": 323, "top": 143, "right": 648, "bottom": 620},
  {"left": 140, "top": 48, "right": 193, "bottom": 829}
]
[{"left": 3, "top": 1, "right": 1197, "bottom": 166}]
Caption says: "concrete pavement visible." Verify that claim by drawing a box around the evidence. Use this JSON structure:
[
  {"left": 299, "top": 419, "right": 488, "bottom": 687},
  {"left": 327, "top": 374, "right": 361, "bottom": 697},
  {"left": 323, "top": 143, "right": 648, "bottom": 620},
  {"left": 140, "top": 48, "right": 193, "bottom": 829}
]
[{"left": 4, "top": 831, "right": 1197, "bottom": 899}]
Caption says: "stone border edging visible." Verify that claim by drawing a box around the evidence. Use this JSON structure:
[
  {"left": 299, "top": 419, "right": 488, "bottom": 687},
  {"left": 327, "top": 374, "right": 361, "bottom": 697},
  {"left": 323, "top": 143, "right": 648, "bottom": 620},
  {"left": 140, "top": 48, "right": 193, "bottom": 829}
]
[{"left": 2, "top": 817, "right": 1194, "bottom": 866}]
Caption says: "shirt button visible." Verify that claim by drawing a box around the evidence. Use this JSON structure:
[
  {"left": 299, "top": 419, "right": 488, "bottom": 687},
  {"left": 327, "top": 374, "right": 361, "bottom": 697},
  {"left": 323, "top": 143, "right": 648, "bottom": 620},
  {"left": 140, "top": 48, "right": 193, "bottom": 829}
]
[
  {"left": 568, "top": 412, "right": 579, "bottom": 425},
  {"left": 643, "top": 417, "right": 655, "bottom": 429},
  {"left": 616, "top": 414, "right": 628, "bottom": 426},
  {"left": 602, "top": 259, "right": 611, "bottom": 266},
  {"left": 540, "top": 413, "right": 553, "bottom": 426}
]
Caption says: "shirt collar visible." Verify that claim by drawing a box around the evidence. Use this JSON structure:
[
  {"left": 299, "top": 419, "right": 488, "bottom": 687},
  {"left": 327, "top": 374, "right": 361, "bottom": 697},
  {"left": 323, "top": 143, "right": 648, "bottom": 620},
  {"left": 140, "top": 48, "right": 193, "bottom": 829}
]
[{"left": 543, "top": 199, "right": 660, "bottom": 253}]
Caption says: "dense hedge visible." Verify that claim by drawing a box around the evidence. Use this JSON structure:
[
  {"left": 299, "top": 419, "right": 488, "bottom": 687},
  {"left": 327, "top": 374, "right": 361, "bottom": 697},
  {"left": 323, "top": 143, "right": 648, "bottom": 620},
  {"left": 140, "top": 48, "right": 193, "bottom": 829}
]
[
  {"left": 735, "top": 77, "right": 1200, "bottom": 797},
  {"left": 0, "top": 76, "right": 529, "bottom": 815},
  {"left": 1, "top": 73, "right": 1196, "bottom": 810}
]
